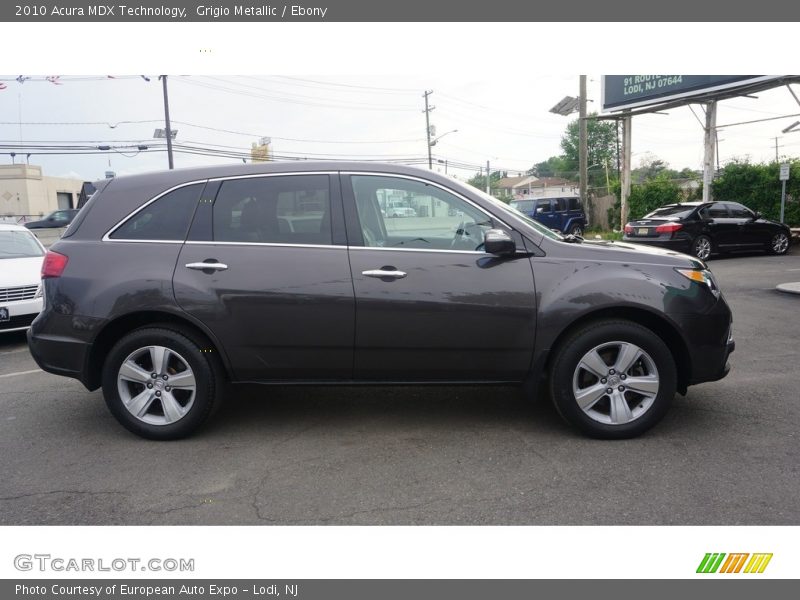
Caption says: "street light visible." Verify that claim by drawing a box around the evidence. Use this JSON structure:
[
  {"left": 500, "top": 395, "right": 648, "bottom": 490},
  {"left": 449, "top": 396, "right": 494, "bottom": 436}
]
[{"left": 429, "top": 129, "right": 458, "bottom": 147}]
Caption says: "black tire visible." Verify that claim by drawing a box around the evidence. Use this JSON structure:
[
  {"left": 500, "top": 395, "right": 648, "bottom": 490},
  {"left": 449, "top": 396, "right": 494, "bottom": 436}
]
[
  {"left": 691, "top": 234, "right": 713, "bottom": 261},
  {"left": 549, "top": 319, "right": 676, "bottom": 439},
  {"left": 768, "top": 231, "right": 790, "bottom": 255},
  {"left": 568, "top": 224, "right": 583, "bottom": 237},
  {"left": 101, "top": 325, "right": 224, "bottom": 440}
]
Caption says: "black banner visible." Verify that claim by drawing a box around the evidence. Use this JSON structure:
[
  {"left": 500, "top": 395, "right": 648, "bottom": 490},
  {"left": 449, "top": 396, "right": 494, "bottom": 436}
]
[
  {"left": 3, "top": 0, "right": 800, "bottom": 22},
  {"left": 4, "top": 580, "right": 799, "bottom": 600}
]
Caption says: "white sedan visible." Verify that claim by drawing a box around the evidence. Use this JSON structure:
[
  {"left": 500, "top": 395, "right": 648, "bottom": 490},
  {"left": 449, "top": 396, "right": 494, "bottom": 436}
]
[{"left": 0, "top": 224, "right": 45, "bottom": 333}]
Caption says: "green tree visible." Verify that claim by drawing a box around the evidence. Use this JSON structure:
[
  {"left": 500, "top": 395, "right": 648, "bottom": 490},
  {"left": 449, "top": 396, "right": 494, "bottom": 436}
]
[
  {"left": 466, "top": 170, "right": 505, "bottom": 198},
  {"left": 712, "top": 159, "right": 800, "bottom": 225},
  {"left": 627, "top": 173, "right": 684, "bottom": 220},
  {"left": 528, "top": 156, "right": 573, "bottom": 179},
  {"left": 560, "top": 112, "right": 617, "bottom": 185}
]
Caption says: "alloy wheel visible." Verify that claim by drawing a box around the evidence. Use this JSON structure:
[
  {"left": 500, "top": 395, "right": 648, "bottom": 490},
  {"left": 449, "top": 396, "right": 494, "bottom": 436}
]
[
  {"left": 572, "top": 341, "right": 660, "bottom": 425},
  {"left": 772, "top": 233, "right": 789, "bottom": 254},
  {"left": 116, "top": 345, "right": 197, "bottom": 425},
  {"left": 694, "top": 237, "right": 711, "bottom": 260}
]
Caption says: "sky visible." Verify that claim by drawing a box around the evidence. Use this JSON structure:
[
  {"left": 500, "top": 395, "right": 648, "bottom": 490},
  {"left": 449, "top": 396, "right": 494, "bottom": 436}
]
[{"left": 1, "top": 73, "right": 799, "bottom": 184}]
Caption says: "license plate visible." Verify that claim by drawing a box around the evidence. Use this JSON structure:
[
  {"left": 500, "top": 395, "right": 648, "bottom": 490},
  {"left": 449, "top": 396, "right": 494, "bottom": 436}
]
[
  {"left": 638, "top": 228, "right": 649, "bottom": 235},
  {"left": 0, "top": 307, "right": 9, "bottom": 323}
]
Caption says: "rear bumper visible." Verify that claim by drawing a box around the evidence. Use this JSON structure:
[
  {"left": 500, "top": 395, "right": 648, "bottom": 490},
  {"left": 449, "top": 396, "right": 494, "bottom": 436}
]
[
  {"left": 27, "top": 323, "right": 93, "bottom": 389},
  {"left": 622, "top": 236, "right": 692, "bottom": 254}
]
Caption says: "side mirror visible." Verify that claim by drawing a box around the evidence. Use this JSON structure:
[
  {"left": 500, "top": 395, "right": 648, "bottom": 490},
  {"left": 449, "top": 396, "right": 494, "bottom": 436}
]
[
  {"left": 752, "top": 211, "right": 761, "bottom": 220},
  {"left": 484, "top": 229, "right": 516, "bottom": 256}
]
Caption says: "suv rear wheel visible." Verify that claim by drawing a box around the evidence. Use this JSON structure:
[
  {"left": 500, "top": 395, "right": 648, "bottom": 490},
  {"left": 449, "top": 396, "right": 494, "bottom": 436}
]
[
  {"left": 549, "top": 319, "right": 676, "bottom": 439},
  {"left": 568, "top": 224, "right": 583, "bottom": 237},
  {"left": 101, "top": 326, "right": 223, "bottom": 440}
]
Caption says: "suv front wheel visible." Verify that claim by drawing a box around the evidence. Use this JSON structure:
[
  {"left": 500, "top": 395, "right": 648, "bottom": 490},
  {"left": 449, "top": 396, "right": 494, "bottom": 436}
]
[
  {"left": 101, "top": 326, "right": 223, "bottom": 440},
  {"left": 549, "top": 319, "right": 676, "bottom": 439}
]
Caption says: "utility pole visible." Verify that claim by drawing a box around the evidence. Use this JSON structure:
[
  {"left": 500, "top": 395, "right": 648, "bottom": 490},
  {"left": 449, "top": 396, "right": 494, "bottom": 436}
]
[
  {"left": 702, "top": 101, "right": 717, "bottom": 202},
  {"left": 620, "top": 113, "right": 632, "bottom": 228},
  {"left": 773, "top": 136, "right": 781, "bottom": 162},
  {"left": 578, "top": 75, "right": 588, "bottom": 209},
  {"left": 423, "top": 90, "right": 434, "bottom": 169},
  {"left": 160, "top": 75, "right": 174, "bottom": 170},
  {"left": 486, "top": 160, "right": 491, "bottom": 195}
]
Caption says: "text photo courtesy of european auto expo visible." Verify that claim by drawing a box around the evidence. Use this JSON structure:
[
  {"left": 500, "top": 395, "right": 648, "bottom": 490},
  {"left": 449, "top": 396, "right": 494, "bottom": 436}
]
[{"left": 1, "top": 74, "right": 799, "bottom": 526}]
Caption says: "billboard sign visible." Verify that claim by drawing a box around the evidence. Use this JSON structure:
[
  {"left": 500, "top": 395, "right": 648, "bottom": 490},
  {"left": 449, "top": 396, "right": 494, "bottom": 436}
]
[{"left": 601, "top": 75, "right": 781, "bottom": 112}]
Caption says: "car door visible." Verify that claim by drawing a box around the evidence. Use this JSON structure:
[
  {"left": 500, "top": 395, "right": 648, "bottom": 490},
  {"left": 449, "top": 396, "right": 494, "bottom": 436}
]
[
  {"left": 726, "top": 203, "right": 763, "bottom": 247},
  {"left": 342, "top": 173, "right": 537, "bottom": 382},
  {"left": 534, "top": 199, "right": 557, "bottom": 230},
  {"left": 173, "top": 173, "right": 355, "bottom": 382},
  {"left": 702, "top": 203, "right": 737, "bottom": 248}
]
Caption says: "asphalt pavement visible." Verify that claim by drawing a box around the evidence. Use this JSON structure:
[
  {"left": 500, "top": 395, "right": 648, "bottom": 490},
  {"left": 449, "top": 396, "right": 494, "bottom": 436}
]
[{"left": 1, "top": 248, "right": 798, "bottom": 525}]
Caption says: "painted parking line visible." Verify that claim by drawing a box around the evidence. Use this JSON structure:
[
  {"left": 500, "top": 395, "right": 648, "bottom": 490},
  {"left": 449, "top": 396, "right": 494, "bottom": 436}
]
[{"left": 0, "top": 369, "right": 43, "bottom": 379}]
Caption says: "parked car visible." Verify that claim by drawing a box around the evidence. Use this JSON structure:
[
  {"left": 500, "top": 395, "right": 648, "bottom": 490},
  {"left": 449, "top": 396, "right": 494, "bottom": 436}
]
[
  {"left": 28, "top": 163, "right": 734, "bottom": 440},
  {"left": 385, "top": 200, "right": 417, "bottom": 218},
  {"left": 623, "top": 201, "right": 791, "bottom": 260},
  {"left": 509, "top": 196, "right": 587, "bottom": 236},
  {"left": 24, "top": 209, "right": 80, "bottom": 230},
  {"left": 0, "top": 224, "right": 45, "bottom": 333}
]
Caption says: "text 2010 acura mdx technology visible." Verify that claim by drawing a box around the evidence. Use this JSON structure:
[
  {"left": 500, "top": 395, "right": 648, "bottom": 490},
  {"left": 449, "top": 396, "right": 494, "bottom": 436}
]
[{"left": 28, "top": 162, "right": 734, "bottom": 440}]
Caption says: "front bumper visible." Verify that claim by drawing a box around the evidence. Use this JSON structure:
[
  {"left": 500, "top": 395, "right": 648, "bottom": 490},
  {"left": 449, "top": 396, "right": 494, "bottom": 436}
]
[{"left": 0, "top": 297, "right": 42, "bottom": 333}]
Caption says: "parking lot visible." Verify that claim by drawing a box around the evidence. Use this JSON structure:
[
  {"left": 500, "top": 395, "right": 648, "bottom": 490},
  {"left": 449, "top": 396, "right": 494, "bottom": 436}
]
[{"left": 1, "top": 248, "right": 799, "bottom": 525}]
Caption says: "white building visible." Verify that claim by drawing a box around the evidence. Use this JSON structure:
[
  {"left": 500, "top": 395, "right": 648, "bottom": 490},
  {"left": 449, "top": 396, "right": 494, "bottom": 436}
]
[{"left": 0, "top": 164, "right": 84, "bottom": 218}]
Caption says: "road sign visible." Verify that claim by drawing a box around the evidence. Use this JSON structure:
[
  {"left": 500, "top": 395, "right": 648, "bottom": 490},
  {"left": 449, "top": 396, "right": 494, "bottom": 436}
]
[{"left": 779, "top": 163, "right": 790, "bottom": 181}]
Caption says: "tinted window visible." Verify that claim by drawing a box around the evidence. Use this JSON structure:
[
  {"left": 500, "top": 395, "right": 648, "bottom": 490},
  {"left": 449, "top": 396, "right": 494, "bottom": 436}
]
[
  {"left": 567, "top": 197, "right": 581, "bottom": 211},
  {"left": 726, "top": 203, "right": 753, "bottom": 219},
  {"left": 351, "top": 175, "right": 493, "bottom": 251},
  {"left": 553, "top": 198, "right": 566, "bottom": 212},
  {"left": 213, "top": 175, "right": 331, "bottom": 245},
  {"left": 111, "top": 183, "right": 202, "bottom": 240},
  {"left": 644, "top": 205, "right": 697, "bottom": 219},
  {"left": 705, "top": 204, "right": 729, "bottom": 218},
  {"left": 536, "top": 200, "right": 552, "bottom": 213}
]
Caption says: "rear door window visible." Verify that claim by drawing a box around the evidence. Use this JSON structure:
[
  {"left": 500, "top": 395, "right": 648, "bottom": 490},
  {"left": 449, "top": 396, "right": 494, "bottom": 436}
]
[{"left": 213, "top": 175, "right": 332, "bottom": 245}]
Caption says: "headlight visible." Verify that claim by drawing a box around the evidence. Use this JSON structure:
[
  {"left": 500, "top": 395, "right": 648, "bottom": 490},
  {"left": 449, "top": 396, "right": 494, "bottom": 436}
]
[{"left": 675, "top": 268, "right": 721, "bottom": 298}]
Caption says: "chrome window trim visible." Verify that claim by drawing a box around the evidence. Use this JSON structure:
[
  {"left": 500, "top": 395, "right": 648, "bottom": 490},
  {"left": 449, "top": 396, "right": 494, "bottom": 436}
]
[
  {"left": 102, "top": 179, "right": 208, "bottom": 242},
  {"left": 348, "top": 246, "right": 485, "bottom": 256},
  {"left": 184, "top": 241, "right": 345, "bottom": 250}
]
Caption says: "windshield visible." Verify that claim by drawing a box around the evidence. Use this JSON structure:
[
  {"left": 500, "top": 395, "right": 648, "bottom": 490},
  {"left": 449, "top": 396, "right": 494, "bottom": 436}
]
[
  {"left": 0, "top": 230, "right": 45, "bottom": 259},
  {"left": 644, "top": 205, "right": 699, "bottom": 219}
]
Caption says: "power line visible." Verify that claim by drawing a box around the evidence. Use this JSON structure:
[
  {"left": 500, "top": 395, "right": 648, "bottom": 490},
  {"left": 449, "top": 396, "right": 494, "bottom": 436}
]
[
  {"left": 174, "top": 77, "right": 419, "bottom": 112},
  {"left": 267, "top": 75, "right": 418, "bottom": 94}
]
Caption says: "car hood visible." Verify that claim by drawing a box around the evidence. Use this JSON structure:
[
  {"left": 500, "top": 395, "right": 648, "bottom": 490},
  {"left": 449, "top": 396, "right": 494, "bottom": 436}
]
[
  {"left": 571, "top": 239, "right": 704, "bottom": 268},
  {"left": 0, "top": 256, "right": 44, "bottom": 287}
]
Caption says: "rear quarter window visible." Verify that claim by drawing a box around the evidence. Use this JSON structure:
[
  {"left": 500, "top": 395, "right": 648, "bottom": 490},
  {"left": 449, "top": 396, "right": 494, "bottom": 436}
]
[{"left": 109, "top": 183, "right": 203, "bottom": 241}]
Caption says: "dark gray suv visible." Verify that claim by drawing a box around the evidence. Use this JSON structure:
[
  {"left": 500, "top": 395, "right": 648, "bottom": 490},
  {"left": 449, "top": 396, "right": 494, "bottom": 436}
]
[{"left": 28, "top": 162, "right": 734, "bottom": 440}]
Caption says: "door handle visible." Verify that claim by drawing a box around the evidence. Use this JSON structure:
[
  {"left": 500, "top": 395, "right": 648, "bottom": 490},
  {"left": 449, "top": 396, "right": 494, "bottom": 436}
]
[
  {"left": 185, "top": 261, "right": 228, "bottom": 271},
  {"left": 362, "top": 268, "right": 407, "bottom": 279}
]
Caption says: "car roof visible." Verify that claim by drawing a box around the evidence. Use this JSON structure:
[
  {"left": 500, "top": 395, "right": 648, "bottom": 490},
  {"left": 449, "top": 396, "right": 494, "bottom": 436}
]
[{"left": 0, "top": 223, "right": 34, "bottom": 232}]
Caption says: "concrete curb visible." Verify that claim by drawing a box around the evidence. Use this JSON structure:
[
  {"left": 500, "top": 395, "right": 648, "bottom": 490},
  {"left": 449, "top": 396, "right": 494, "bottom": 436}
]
[{"left": 776, "top": 282, "right": 800, "bottom": 295}]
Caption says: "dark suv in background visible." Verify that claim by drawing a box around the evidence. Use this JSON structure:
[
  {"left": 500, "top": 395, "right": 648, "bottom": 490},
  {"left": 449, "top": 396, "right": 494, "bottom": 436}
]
[
  {"left": 28, "top": 163, "right": 733, "bottom": 440},
  {"left": 509, "top": 196, "right": 587, "bottom": 237}
]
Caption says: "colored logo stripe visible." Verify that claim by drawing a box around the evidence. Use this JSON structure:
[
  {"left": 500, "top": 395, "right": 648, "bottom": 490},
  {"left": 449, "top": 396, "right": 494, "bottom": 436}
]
[
  {"left": 744, "top": 553, "right": 773, "bottom": 574},
  {"left": 697, "top": 553, "right": 773, "bottom": 574},
  {"left": 697, "top": 553, "right": 726, "bottom": 573}
]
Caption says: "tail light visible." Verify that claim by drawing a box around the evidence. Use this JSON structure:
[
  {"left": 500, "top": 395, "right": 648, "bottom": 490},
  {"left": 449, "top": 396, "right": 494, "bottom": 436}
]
[
  {"left": 655, "top": 222, "right": 683, "bottom": 234},
  {"left": 624, "top": 224, "right": 634, "bottom": 234},
  {"left": 41, "top": 250, "right": 69, "bottom": 278}
]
